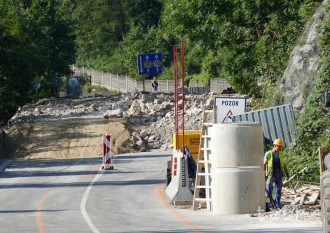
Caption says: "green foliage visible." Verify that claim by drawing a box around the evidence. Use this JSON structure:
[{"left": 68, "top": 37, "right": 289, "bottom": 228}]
[
  {"left": 74, "top": 0, "right": 163, "bottom": 70},
  {"left": 0, "top": 0, "right": 76, "bottom": 124},
  {"left": 73, "top": 0, "right": 321, "bottom": 98},
  {"left": 74, "top": 0, "right": 129, "bottom": 66},
  {"left": 155, "top": 0, "right": 322, "bottom": 96},
  {"left": 187, "top": 73, "right": 210, "bottom": 86},
  {"left": 124, "top": 0, "right": 163, "bottom": 29},
  {"left": 85, "top": 85, "right": 120, "bottom": 96}
]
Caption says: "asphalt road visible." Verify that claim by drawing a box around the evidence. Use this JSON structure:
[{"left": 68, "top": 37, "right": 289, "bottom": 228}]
[{"left": 0, "top": 153, "right": 322, "bottom": 233}]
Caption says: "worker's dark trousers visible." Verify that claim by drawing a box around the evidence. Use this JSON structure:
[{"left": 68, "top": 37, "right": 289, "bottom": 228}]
[{"left": 265, "top": 175, "right": 282, "bottom": 209}]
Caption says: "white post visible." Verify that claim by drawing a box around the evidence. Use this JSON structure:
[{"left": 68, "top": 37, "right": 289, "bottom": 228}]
[
  {"left": 135, "top": 79, "right": 138, "bottom": 92},
  {"left": 126, "top": 75, "right": 128, "bottom": 92},
  {"left": 102, "top": 71, "right": 104, "bottom": 87},
  {"left": 92, "top": 69, "right": 94, "bottom": 85},
  {"left": 167, "top": 80, "right": 169, "bottom": 93},
  {"left": 110, "top": 73, "right": 112, "bottom": 90},
  {"left": 117, "top": 74, "right": 119, "bottom": 91}
]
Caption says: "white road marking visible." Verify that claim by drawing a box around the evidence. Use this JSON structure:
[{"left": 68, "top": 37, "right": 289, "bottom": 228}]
[{"left": 80, "top": 169, "right": 104, "bottom": 233}]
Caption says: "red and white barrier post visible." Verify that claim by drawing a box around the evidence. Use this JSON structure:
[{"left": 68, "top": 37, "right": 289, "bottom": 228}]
[{"left": 102, "top": 132, "right": 113, "bottom": 170}]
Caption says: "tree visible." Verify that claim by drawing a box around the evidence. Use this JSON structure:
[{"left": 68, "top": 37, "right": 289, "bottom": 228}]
[
  {"left": 0, "top": 0, "right": 76, "bottom": 124},
  {"left": 74, "top": 0, "right": 130, "bottom": 67},
  {"left": 23, "top": 0, "right": 76, "bottom": 96}
]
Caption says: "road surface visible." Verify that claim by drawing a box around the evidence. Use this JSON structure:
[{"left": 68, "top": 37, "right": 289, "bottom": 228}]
[{"left": 0, "top": 152, "right": 322, "bottom": 232}]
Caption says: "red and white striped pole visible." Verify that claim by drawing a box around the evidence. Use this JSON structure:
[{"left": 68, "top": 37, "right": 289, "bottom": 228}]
[{"left": 102, "top": 132, "right": 113, "bottom": 170}]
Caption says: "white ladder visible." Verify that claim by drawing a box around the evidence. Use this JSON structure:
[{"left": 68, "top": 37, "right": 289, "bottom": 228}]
[{"left": 192, "top": 106, "right": 216, "bottom": 210}]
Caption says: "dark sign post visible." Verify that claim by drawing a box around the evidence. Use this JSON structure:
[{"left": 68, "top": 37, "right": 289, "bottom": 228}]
[
  {"left": 137, "top": 53, "right": 163, "bottom": 75},
  {"left": 52, "top": 75, "right": 62, "bottom": 97}
]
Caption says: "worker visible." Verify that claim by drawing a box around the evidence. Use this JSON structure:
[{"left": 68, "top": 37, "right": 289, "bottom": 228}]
[
  {"left": 151, "top": 76, "right": 158, "bottom": 91},
  {"left": 264, "top": 138, "right": 289, "bottom": 211},
  {"left": 183, "top": 145, "right": 197, "bottom": 179}
]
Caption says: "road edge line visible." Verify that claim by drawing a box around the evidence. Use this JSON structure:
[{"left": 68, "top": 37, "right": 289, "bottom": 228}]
[
  {"left": 80, "top": 169, "right": 104, "bottom": 233},
  {"left": 155, "top": 184, "right": 207, "bottom": 233},
  {"left": 36, "top": 190, "right": 56, "bottom": 233}
]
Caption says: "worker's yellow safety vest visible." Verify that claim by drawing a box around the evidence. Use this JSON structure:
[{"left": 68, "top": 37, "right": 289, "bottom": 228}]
[{"left": 266, "top": 150, "right": 286, "bottom": 177}]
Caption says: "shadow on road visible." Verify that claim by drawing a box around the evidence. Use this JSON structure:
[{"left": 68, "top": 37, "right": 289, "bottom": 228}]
[
  {"left": 0, "top": 209, "right": 69, "bottom": 214},
  {"left": 114, "top": 228, "right": 320, "bottom": 233},
  {"left": 0, "top": 154, "right": 168, "bottom": 189},
  {"left": 0, "top": 178, "right": 165, "bottom": 189}
]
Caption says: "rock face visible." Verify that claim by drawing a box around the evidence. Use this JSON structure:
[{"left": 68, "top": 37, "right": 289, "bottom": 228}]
[
  {"left": 5, "top": 92, "right": 213, "bottom": 155},
  {"left": 277, "top": 0, "right": 329, "bottom": 115}
]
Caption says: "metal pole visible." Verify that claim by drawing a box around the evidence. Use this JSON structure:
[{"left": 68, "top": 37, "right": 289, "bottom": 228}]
[
  {"left": 173, "top": 44, "right": 179, "bottom": 150},
  {"left": 181, "top": 40, "right": 185, "bottom": 150}
]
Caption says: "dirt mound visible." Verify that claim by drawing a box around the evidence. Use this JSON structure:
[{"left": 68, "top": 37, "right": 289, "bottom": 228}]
[{"left": 4, "top": 117, "right": 137, "bottom": 159}]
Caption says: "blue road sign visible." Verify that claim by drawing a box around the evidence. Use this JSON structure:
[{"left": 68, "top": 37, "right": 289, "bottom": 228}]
[{"left": 137, "top": 53, "right": 163, "bottom": 75}]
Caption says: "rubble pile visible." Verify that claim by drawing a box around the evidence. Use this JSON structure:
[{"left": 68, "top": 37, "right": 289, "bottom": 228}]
[
  {"left": 263, "top": 184, "right": 321, "bottom": 220},
  {"left": 6, "top": 91, "right": 212, "bottom": 152},
  {"left": 274, "top": 204, "right": 321, "bottom": 220},
  {"left": 264, "top": 203, "right": 321, "bottom": 221},
  {"left": 282, "top": 184, "right": 320, "bottom": 206}
]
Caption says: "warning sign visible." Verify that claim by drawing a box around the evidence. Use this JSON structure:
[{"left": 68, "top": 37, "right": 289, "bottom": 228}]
[
  {"left": 223, "top": 110, "right": 233, "bottom": 123},
  {"left": 214, "top": 96, "right": 246, "bottom": 123}
]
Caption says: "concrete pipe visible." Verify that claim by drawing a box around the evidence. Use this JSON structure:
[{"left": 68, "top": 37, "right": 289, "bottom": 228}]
[
  {"left": 209, "top": 122, "right": 263, "bottom": 168},
  {"left": 212, "top": 167, "right": 265, "bottom": 215}
]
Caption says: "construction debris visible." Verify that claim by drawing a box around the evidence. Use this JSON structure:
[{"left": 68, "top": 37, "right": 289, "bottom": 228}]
[
  {"left": 4, "top": 92, "right": 214, "bottom": 153},
  {"left": 282, "top": 184, "right": 320, "bottom": 206},
  {"left": 261, "top": 183, "right": 321, "bottom": 220},
  {"left": 264, "top": 204, "right": 321, "bottom": 221}
]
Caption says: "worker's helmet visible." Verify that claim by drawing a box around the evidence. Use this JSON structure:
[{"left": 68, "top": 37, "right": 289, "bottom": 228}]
[{"left": 273, "top": 138, "right": 283, "bottom": 146}]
